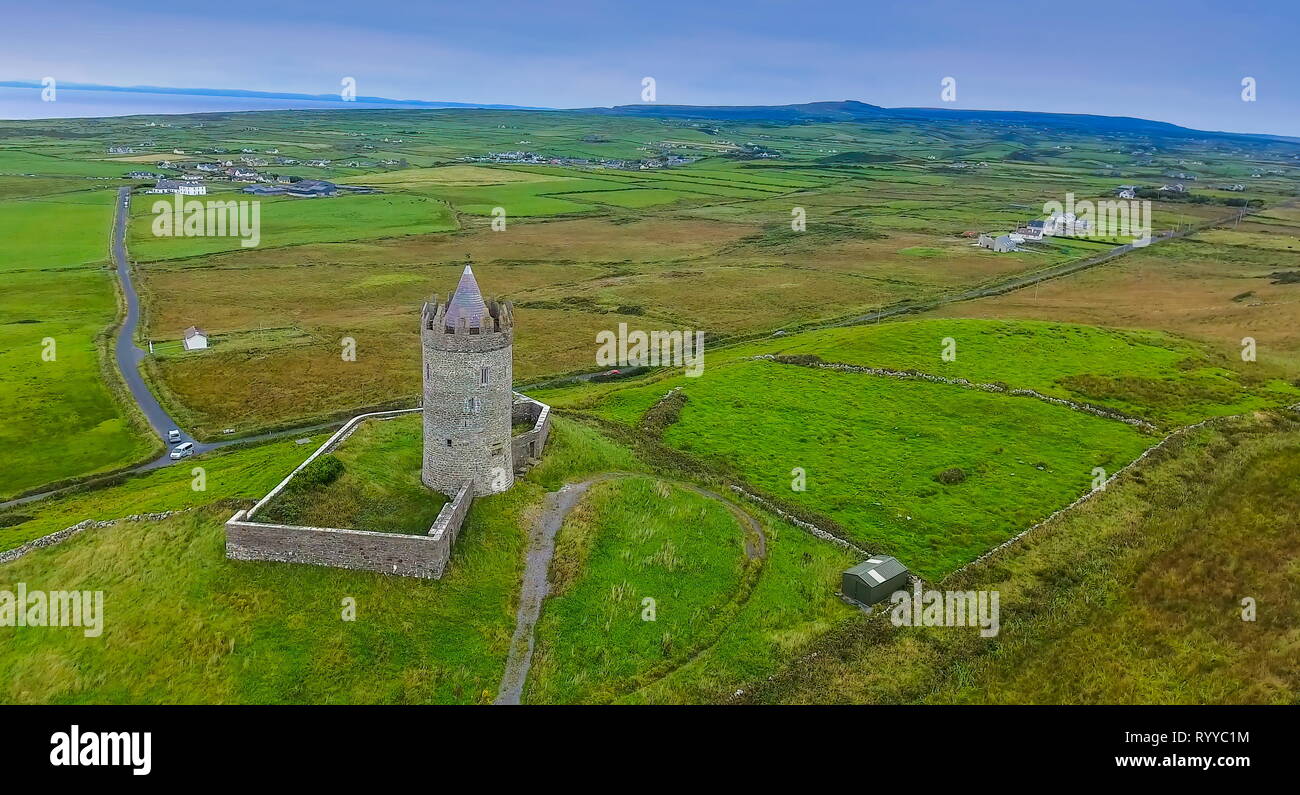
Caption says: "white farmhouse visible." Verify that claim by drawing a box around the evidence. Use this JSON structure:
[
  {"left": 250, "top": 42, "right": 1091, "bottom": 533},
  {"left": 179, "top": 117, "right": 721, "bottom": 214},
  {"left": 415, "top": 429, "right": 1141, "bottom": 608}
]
[
  {"left": 147, "top": 179, "right": 207, "bottom": 196},
  {"left": 978, "top": 234, "right": 1017, "bottom": 253},
  {"left": 182, "top": 326, "right": 209, "bottom": 351}
]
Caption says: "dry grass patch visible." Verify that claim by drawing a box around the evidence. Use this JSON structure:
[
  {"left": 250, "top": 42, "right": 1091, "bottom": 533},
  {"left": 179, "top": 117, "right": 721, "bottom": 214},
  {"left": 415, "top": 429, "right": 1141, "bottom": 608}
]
[
  {"left": 356, "top": 165, "right": 569, "bottom": 188},
  {"left": 932, "top": 238, "right": 1300, "bottom": 373}
]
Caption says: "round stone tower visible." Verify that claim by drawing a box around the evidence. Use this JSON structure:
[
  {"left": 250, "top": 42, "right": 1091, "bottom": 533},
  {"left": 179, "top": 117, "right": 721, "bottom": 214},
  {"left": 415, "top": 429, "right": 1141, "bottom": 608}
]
[{"left": 421, "top": 265, "right": 515, "bottom": 497}]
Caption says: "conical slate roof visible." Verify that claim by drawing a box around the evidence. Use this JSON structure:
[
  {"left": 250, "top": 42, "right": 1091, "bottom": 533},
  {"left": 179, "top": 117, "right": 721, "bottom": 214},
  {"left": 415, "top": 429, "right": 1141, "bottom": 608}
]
[{"left": 445, "top": 265, "right": 489, "bottom": 329}]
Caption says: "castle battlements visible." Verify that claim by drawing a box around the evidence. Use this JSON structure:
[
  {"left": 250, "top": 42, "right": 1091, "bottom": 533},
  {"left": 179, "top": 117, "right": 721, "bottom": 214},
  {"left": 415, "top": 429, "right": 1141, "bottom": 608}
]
[
  {"left": 422, "top": 266, "right": 514, "bottom": 339},
  {"left": 422, "top": 297, "right": 514, "bottom": 335}
]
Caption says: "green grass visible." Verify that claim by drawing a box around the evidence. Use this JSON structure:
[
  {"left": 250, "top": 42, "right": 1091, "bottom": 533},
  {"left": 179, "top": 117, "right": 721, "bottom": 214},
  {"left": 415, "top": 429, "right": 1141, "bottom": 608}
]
[
  {"left": 625, "top": 499, "right": 856, "bottom": 703},
  {"left": 525, "top": 476, "right": 752, "bottom": 703},
  {"left": 753, "top": 411, "right": 1300, "bottom": 705},
  {"left": 0, "top": 269, "right": 153, "bottom": 500},
  {"left": 257, "top": 415, "right": 447, "bottom": 534},
  {"left": 0, "top": 176, "right": 103, "bottom": 201},
  {"left": 0, "top": 192, "right": 113, "bottom": 272},
  {"left": 0, "top": 416, "right": 644, "bottom": 704},
  {"left": 725, "top": 319, "right": 1299, "bottom": 427},
  {"left": 0, "top": 435, "right": 318, "bottom": 551},
  {"left": 0, "top": 190, "right": 154, "bottom": 499},
  {"left": 415, "top": 178, "right": 615, "bottom": 216},
  {"left": 128, "top": 192, "right": 458, "bottom": 260},
  {"left": 590, "top": 359, "right": 1153, "bottom": 580},
  {"left": 2, "top": 413, "right": 858, "bottom": 704},
  {"left": 0, "top": 149, "right": 133, "bottom": 178},
  {"left": 560, "top": 188, "right": 697, "bottom": 208},
  {"left": 0, "top": 506, "right": 521, "bottom": 704}
]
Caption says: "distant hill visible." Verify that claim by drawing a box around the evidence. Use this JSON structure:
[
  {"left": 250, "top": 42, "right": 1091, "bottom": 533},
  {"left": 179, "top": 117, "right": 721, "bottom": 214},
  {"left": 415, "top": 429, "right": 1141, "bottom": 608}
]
[
  {"left": 571, "top": 100, "right": 1300, "bottom": 144},
  {"left": 4, "top": 81, "right": 1296, "bottom": 142},
  {"left": 574, "top": 99, "right": 889, "bottom": 122}
]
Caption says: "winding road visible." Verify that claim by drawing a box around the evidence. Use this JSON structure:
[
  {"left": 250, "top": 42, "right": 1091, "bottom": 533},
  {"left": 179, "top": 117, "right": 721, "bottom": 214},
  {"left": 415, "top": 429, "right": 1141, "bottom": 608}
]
[
  {"left": 0, "top": 189, "right": 340, "bottom": 511},
  {"left": 111, "top": 187, "right": 193, "bottom": 452}
]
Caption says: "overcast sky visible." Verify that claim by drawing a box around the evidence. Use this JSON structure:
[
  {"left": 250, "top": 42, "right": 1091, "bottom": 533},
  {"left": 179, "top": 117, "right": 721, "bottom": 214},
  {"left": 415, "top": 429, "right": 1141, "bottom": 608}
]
[{"left": 1, "top": 0, "right": 1296, "bottom": 135}]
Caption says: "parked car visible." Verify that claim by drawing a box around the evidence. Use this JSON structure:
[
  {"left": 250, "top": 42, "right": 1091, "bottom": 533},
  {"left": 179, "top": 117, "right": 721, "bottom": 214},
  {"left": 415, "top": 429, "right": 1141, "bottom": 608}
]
[
  {"left": 169, "top": 442, "right": 194, "bottom": 460},
  {"left": 168, "top": 429, "right": 182, "bottom": 442}
]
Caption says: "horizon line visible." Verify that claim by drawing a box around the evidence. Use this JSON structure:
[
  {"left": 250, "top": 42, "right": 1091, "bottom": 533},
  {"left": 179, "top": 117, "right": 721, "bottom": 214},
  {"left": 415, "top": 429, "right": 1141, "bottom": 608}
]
[{"left": 1, "top": 80, "right": 1295, "bottom": 141}]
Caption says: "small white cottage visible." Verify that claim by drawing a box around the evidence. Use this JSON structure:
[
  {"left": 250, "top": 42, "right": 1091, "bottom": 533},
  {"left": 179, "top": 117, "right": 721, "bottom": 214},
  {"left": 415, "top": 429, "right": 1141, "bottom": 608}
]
[{"left": 182, "top": 326, "right": 208, "bottom": 351}]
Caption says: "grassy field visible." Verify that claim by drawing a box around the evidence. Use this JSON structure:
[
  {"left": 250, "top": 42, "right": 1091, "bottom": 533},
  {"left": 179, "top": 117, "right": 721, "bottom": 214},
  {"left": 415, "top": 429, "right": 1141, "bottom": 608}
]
[
  {"left": 0, "top": 417, "right": 639, "bottom": 704},
  {"left": 1, "top": 505, "right": 521, "bottom": 704},
  {"left": 0, "top": 177, "right": 114, "bottom": 201},
  {"left": 934, "top": 218, "right": 1300, "bottom": 374},
  {"left": 525, "top": 476, "right": 753, "bottom": 703},
  {"left": 0, "top": 412, "right": 861, "bottom": 704},
  {"left": 0, "top": 435, "right": 320, "bottom": 552},
  {"left": 530, "top": 314, "right": 1297, "bottom": 585},
  {"left": 729, "top": 318, "right": 1300, "bottom": 427},
  {"left": 0, "top": 192, "right": 114, "bottom": 272},
  {"left": 0, "top": 189, "right": 153, "bottom": 498},
  {"left": 750, "top": 411, "right": 1300, "bottom": 704},
  {"left": 257, "top": 415, "right": 446, "bottom": 534},
  {"left": 0, "top": 149, "right": 133, "bottom": 178},
  {"left": 3, "top": 106, "right": 1266, "bottom": 437},
  {"left": 128, "top": 191, "right": 459, "bottom": 260},
  {"left": 1, "top": 106, "right": 1298, "bottom": 704},
  {"left": 355, "top": 164, "right": 565, "bottom": 188},
  {"left": 630, "top": 359, "right": 1152, "bottom": 579}
]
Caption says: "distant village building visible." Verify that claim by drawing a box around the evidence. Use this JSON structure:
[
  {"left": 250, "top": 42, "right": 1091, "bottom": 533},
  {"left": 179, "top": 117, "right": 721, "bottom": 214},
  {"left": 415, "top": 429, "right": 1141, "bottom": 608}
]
[
  {"left": 1046, "top": 212, "right": 1090, "bottom": 236},
  {"left": 285, "top": 179, "right": 338, "bottom": 197},
  {"left": 978, "top": 233, "right": 1017, "bottom": 253},
  {"left": 1016, "top": 221, "right": 1045, "bottom": 241},
  {"left": 182, "top": 326, "right": 208, "bottom": 351},
  {"left": 241, "top": 179, "right": 351, "bottom": 198},
  {"left": 147, "top": 179, "right": 207, "bottom": 196}
]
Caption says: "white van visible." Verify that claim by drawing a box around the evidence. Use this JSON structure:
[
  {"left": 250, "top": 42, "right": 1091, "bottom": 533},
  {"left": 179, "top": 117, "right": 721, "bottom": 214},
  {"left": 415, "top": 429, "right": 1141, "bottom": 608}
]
[
  {"left": 169, "top": 442, "right": 195, "bottom": 460},
  {"left": 168, "top": 429, "right": 182, "bottom": 443}
]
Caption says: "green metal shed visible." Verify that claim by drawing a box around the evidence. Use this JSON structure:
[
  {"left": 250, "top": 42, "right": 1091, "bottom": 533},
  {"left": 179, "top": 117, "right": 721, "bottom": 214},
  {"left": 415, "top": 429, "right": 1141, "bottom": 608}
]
[{"left": 842, "top": 555, "right": 910, "bottom": 606}]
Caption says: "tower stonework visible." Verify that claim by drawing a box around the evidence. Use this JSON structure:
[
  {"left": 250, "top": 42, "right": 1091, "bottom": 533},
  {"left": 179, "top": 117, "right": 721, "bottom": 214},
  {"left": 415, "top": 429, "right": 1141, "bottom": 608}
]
[{"left": 421, "top": 266, "right": 515, "bottom": 497}]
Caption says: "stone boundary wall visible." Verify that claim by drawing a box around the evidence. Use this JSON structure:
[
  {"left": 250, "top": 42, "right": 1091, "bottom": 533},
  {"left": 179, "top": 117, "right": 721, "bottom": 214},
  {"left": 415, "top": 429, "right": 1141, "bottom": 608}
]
[
  {"left": 429, "top": 481, "right": 474, "bottom": 543},
  {"left": 729, "top": 485, "right": 870, "bottom": 558},
  {"left": 511, "top": 392, "right": 552, "bottom": 471},
  {"left": 225, "top": 509, "right": 456, "bottom": 579},
  {"left": 1, "top": 510, "right": 188, "bottom": 567},
  {"left": 228, "top": 407, "right": 481, "bottom": 580},
  {"left": 751, "top": 355, "right": 1158, "bottom": 431},
  {"left": 944, "top": 413, "right": 1223, "bottom": 581},
  {"left": 734, "top": 414, "right": 1231, "bottom": 590}
]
